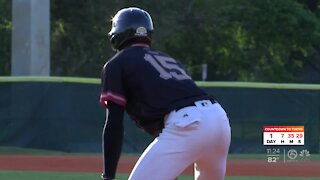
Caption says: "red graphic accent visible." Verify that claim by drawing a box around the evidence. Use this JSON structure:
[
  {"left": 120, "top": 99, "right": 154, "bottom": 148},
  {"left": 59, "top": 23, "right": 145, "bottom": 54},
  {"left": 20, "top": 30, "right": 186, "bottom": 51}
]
[
  {"left": 263, "top": 126, "right": 304, "bottom": 132},
  {"left": 100, "top": 91, "right": 126, "bottom": 108}
]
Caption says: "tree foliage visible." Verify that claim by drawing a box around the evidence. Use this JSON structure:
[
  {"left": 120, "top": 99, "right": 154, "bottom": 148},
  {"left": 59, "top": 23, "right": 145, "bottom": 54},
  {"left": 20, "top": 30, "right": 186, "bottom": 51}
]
[
  {"left": 0, "top": 0, "right": 11, "bottom": 76},
  {"left": 50, "top": 0, "right": 194, "bottom": 77},
  {"left": 1, "top": 0, "right": 320, "bottom": 82},
  {"left": 162, "top": 0, "right": 320, "bottom": 82},
  {"left": 50, "top": 0, "right": 119, "bottom": 76}
]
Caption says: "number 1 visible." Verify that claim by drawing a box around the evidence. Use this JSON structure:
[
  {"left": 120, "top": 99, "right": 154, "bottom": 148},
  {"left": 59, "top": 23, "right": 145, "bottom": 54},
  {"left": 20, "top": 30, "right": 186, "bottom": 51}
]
[{"left": 144, "top": 54, "right": 192, "bottom": 80}]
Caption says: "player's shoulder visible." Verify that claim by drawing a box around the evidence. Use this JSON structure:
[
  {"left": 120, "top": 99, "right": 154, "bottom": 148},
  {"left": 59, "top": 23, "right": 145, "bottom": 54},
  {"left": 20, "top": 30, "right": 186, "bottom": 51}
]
[
  {"left": 102, "top": 55, "right": 121, "bottom": 73},
  {"left": 103, "top": 50, "right": 126, "bottom": 68},
  {"left": 102, "top": 47, "right": 143, "bottom": 70},
  {"left": 103, "top": 47, "right": 170, "bottom": 69}
]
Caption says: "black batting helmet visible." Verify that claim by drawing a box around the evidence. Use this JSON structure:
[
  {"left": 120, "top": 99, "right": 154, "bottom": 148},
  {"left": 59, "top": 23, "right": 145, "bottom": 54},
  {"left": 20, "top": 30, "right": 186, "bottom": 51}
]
[{"left": 109, "top": 7, "right": 154, "bottom": 50}]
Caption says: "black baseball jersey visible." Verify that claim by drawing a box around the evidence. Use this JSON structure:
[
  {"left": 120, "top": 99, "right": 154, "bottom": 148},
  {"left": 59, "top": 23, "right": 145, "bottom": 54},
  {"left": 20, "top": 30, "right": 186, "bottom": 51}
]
[{"left": 100, "top": 45, "right": 210, "bottom": 132}]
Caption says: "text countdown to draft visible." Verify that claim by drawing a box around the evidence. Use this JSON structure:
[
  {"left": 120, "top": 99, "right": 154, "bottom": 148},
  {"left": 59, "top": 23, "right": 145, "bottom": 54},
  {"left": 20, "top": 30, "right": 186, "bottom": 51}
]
[{"left": 263, "top": 126, "right": 304, "bottom": 145}]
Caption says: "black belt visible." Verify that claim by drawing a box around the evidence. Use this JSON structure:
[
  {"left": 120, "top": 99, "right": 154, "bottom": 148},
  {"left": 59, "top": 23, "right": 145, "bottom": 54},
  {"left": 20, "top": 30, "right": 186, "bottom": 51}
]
[{"left": 175, "top": 99, "right": 216, "bottom": 112}]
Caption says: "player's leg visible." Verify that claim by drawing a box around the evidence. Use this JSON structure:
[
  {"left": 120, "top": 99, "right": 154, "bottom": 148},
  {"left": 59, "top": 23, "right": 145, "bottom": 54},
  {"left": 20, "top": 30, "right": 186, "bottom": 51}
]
[
  {"left": 129, "top": 102, "right": 230, "bottom": 180},
  {"left": 128, "top": 137, "right": 194, "bottom": 180},
  {"left": 129, "top": 106, "right": 207, "bottom": 180},
  {"left": 194, "top": 150, "right": 229, "bottom": 180},
  {"left": 194, "top": 103, "right": 231, "bottom": 180}
]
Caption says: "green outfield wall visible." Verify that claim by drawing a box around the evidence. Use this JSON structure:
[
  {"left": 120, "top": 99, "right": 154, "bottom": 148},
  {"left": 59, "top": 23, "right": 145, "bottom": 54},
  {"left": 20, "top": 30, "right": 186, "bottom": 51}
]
[{"left": 0, "top": 76, "right": 319, "bottom": 153}]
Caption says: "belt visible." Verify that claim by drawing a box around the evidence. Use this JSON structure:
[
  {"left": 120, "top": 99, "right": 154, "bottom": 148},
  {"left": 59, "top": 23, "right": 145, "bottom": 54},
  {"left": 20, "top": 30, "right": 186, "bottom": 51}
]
[{"left": 175, "top": 99, "right": 216, "bottom": 112}]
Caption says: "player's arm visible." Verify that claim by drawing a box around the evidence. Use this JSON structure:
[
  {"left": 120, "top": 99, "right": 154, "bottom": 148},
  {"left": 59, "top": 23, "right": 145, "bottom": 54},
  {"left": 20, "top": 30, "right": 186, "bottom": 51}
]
[{"left": 101, "top": 101, "right": 125, "bottom": 180}]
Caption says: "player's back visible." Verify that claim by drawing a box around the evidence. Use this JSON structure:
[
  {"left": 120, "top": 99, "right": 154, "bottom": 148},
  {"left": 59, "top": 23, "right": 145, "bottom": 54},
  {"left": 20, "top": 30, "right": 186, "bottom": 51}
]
[{"left": 115, "top": 46, "right": 209, "bottom": 122}]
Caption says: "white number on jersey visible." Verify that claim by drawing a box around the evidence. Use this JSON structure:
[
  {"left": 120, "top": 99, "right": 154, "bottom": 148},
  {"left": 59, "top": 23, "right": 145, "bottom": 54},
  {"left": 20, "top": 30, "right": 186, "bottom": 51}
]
[{"left": 144, "top": 54, "right": 192, "bottom": 80}]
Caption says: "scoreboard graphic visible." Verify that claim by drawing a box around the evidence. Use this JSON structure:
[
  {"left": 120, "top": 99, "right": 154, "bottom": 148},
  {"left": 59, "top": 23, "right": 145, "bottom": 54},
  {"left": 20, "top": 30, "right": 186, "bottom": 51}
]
[{"left": 263, "top": 126, "right": 304, "bottom": 146}]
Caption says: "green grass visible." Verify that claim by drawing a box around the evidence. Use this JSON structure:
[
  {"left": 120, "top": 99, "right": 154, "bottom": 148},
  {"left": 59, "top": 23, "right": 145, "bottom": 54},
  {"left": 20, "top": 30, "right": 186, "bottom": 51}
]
[
  {"left": 225, "top": 178, "right": 320, "bottom": 180},
  {"left": 0, "top": 76, "right": 99, "bottom": 84},
  {"left": 1, "top": 76, "right": 320, "bottom": 90},
  {"left": 0, "top": 171, "right": 98, "bottom": 180},
  {"left": 0, "top": 171, "right": 191, "bottom": 180},
  {"left": 0, "top": 146, "right": 97, "bottom": 156},
  {"left": 1, "top": 146, "right": 320, "bottom": 160},
  {"left": 228, "top": 153, "right": 320, "bottom": 160},
  {"left": 196, "top": 81, "right": 320, "bottom": 90},
  {"left": 0, "top": 171, "right": 318, "bottom": 180},
  {"left": 0, "top": 146, "right": 68, "bottom": 155}
]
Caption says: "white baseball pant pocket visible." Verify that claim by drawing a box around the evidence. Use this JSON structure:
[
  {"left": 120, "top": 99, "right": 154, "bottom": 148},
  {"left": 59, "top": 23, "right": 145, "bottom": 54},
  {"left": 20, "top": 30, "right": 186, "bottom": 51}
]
[{"left": 170, "top": 107, "right": 202, "bottom": 128}]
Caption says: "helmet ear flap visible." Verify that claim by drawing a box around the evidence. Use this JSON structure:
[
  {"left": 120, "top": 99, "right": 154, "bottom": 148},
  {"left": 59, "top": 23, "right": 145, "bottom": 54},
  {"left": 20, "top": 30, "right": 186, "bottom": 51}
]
[{"left": 110, "top": 35, "right": 117, "bottom": 51}]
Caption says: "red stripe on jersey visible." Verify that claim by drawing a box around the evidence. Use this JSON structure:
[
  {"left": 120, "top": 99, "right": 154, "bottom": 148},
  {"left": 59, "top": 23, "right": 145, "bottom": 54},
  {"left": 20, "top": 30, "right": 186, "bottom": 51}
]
[{"left": 100, "top": 91, "right": 126, "bottom": 108}]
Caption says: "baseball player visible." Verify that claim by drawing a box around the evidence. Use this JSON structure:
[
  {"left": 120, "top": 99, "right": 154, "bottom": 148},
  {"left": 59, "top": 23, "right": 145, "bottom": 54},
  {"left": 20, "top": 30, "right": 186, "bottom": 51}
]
[{"left": 100, "top": 7, "right": 231, "bottom": 180}]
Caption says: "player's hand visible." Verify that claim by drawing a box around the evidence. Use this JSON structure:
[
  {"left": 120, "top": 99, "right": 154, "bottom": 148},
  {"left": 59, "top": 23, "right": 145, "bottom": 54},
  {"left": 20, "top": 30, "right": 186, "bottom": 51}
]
[{"left": 101, "top": 173, "right": 116, "bottom": 180}]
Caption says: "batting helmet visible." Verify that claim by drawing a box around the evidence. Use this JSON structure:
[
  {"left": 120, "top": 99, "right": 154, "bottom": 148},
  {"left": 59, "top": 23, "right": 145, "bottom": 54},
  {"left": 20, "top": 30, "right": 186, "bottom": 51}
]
[{"left": 109, "top": 7, "right": 154, "bottom": 50}]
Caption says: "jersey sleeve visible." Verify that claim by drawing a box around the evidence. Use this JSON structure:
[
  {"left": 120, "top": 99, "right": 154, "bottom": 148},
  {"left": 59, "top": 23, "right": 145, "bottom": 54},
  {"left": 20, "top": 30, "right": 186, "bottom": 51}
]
[{"left": 100, "top": 60, "right": 127, "bottom": 108}]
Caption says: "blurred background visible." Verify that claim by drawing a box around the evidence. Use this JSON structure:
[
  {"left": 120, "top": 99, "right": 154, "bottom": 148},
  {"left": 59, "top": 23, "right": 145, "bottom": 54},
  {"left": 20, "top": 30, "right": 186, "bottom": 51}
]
[
  {"left": 1, "top": 0, "right": 320, "bottom": 82},
  {"left": 0, "top": 0, "right": 319, "bottom": 154}
]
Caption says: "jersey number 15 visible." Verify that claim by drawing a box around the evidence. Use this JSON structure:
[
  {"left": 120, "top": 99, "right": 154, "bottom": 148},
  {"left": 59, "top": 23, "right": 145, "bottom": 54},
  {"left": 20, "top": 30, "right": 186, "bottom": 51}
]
[{"left": 144, "top": 54, "right": 192, "bottom": 80}]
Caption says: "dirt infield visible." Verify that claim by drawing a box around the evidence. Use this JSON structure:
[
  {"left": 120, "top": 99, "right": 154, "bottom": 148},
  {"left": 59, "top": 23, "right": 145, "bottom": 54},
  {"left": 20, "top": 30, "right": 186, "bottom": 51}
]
[{"left": 0, "top": 155, "right": 319, "bottom": 177}]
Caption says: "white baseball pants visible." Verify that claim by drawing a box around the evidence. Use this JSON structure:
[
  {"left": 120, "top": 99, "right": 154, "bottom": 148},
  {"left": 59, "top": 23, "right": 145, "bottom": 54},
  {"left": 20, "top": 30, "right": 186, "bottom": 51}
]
[{"left": 129, "top": 100, "right": 231, "bottom": 180}]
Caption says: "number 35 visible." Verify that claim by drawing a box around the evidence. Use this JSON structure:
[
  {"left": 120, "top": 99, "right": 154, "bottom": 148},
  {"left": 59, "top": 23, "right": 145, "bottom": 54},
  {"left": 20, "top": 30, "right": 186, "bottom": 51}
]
[{"left": 144, "top": 54, "right": 192, "bottom": 80}]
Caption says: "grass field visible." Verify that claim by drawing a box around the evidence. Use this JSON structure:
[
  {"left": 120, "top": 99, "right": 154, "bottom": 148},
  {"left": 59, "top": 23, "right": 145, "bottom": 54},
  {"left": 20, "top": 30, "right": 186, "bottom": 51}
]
[
  {"left": 0, "top": 146, "right": 67, "bottom": 155},
  {"left": 1, "top": 146, "right": 319, "bottom": 160},
  {"left": 0, "top": 171, "right": 319, "bottom": 180},
  {"left": 0, "top": 146, "right": 319, "bottom": 180}
]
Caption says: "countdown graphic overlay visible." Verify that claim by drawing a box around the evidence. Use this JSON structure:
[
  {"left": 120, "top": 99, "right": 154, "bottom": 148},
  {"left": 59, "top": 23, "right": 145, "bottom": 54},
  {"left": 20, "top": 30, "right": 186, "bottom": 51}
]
[{"left": 263, "top": 126, "right": 304, "bottom": 145}]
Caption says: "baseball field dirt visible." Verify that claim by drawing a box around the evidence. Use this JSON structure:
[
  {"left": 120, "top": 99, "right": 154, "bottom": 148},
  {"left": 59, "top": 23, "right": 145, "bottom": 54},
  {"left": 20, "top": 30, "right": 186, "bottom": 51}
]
[{"left": 0, "top": 155, "right": 319, "bottom": 177}]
